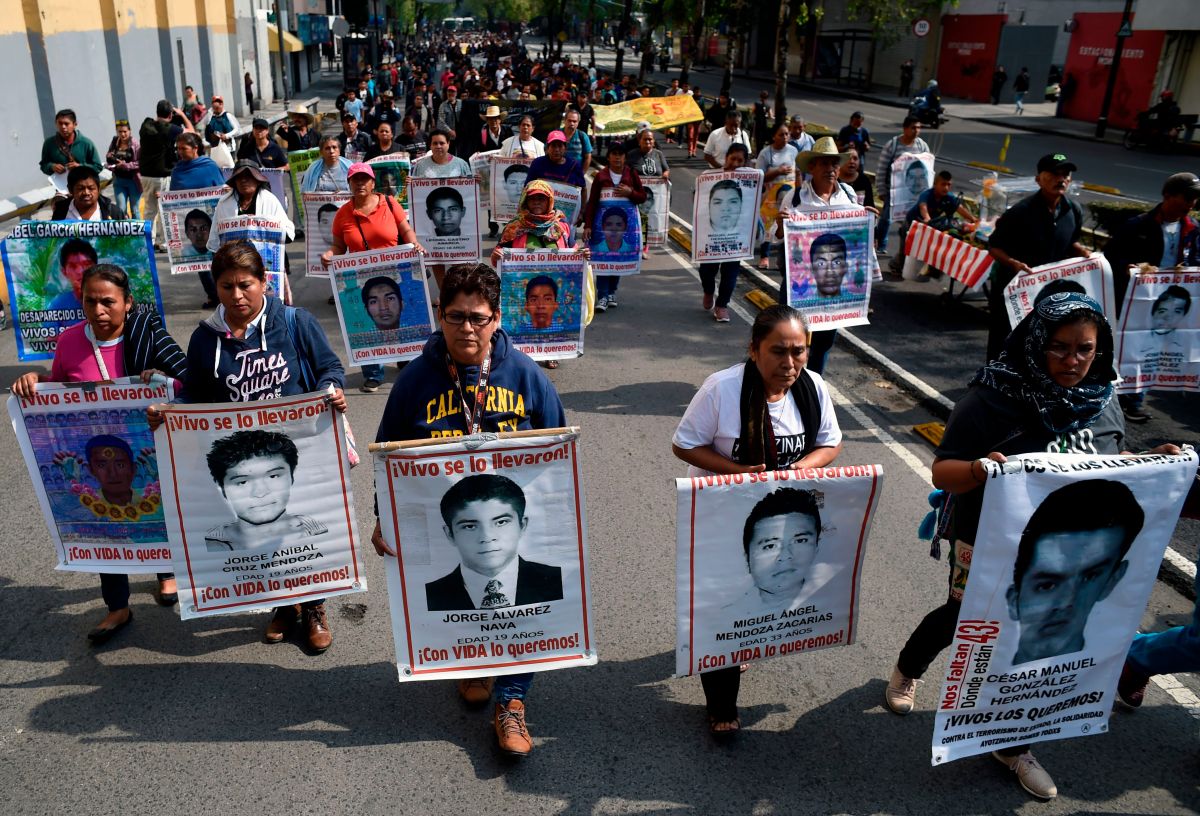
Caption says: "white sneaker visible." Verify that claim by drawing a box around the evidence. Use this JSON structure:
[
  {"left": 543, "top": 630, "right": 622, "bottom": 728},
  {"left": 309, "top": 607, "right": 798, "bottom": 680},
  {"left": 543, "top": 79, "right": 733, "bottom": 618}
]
[
  {"left": 884, "top": 665, "right": 918, "bottom": 715},
  {"left": 606, "top": 294, "right": 618, "bottom": 307},
  {"left": 992, "top": 750, "right": 1057, "bottom": 800},
  {"left": 595, "top": 296, "right": 608, "bottom": 312}
]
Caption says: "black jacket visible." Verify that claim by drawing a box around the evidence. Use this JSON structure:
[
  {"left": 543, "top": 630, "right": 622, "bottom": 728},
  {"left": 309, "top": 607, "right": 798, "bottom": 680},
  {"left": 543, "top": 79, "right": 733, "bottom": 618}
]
[
  {"left": 1103, "top": 205, "right": 1200, "bottom": 312},
  {"left": 50, "top": 195, "right": 124, "bottom": 221},
  {"left": 424, "top": 557, "right": 564, "bottom": 611}
]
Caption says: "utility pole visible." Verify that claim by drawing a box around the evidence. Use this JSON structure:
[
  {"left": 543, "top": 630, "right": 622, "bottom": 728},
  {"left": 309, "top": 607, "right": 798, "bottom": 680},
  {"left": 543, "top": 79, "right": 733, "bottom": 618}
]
[
  {"left": 1095, "top": 0, "right": 1133, "bottom": 138},
  {"left": 274, "top": 0, "right": 290, "bottom": 104}
]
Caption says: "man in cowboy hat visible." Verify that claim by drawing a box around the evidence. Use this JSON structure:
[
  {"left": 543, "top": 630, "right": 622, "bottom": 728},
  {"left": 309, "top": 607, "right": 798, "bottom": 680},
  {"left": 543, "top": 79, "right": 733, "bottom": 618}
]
[
  {"left": 279, "top": 104, "right": 319, "bottom": 152},
  {"left": 474, "top": 105, "right": 512, "bottom": 239}
]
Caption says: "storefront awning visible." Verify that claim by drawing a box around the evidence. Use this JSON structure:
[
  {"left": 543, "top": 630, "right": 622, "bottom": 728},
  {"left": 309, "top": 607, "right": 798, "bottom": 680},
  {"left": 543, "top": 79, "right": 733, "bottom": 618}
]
[{"left": 265, "top": 22, "right": 305, "bottom": 53}]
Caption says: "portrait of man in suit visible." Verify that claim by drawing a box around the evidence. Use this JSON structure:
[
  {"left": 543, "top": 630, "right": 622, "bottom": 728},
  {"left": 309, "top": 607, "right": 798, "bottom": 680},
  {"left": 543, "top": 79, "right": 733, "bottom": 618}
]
[{"left": 425, "top": 473, "right": 564, "bottom": 611}]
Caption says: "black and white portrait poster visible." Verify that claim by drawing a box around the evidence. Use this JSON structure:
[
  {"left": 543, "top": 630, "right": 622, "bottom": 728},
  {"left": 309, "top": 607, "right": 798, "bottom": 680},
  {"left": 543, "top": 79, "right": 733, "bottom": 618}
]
[
  {"left": 691, "top": 167, "right": 762, "bottom": 263},
  {"left": 1115, "top": 268, "right": 1200, "bottom": 394},
  {"left": 408, "top": 176, "right": 481, "bottom": 263},
  {"left": 888, "top": 151, "right": 935, "bottom": 223},
  {"left": 469, "top": 149, "right": 499, "bottom": 204},
  {"left": 374, "top": 431, "right": 596, "bottom": 682},
  {"left": 640, "top": 177, "right": 671, "bottom": 247},
  {"left": 932, "top": 451, "right": 1198, "bottom": 764},
  {"left": 1003, "top": 255, "right": 1117, "bottom": 329},
  {"left": 490, "top": 155, "right": 534, "bottom": 223},
  {"left": 302, "top": 192, "right": 350, "bottom": 278},
  {"left": 155, "top": 390, "right": 368, "bottom": 620},
  {"left": 9, "top": 378, "right": 175, "bottom": 573},
  {"left": 543, "top": 180, "right": 583, "bottom": 229},
  {"left": 675, "top": 466, "right": 882, "bottom": 678}
]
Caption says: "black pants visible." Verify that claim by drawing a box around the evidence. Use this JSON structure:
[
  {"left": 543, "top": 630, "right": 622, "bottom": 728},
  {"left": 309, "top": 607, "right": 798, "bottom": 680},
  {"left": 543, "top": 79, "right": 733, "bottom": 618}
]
[
  {"left": 700, "top": 666, "right": 740, "bottom": 720},
  {"left": 699, "top": 261, "right": 739, "bottom": 308},
  {"left": 100, "top": 573, "right": 173, "bottom": 611}
]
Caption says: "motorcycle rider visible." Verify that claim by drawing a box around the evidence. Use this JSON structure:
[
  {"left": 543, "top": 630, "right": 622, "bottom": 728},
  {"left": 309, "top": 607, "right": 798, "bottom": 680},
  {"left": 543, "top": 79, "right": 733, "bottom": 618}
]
[{"left": 910, "top": 80, "right": 942, "bottom": 123}]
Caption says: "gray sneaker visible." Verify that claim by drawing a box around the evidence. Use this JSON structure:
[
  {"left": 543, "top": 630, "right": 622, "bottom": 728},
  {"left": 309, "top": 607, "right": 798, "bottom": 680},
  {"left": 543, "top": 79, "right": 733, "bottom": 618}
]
[
  {"left": 884, "top": 665, "right": 917, "bottom": 714},
  {"left": 992, "top": 750, "right": 1057, "bottom": 800},
  {"left": 360, "top": 378, "right": 382, "bottom": 393}
]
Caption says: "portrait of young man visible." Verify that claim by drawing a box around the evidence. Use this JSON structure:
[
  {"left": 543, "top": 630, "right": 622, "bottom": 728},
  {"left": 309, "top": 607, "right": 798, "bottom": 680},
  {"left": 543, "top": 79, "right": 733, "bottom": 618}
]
[
  {"left": 809, "top": 232, "right": 851, "bottom": 298},
  {"left": 425, "top": 473, "right": 563, "bottom": 612},
  {"left": 204, "top": 430, "right": 327, "bottom": 552},
  {"left": 721, "top": 488, "right": 822, "bottom": 618},
  {"left": 523, "top": 275, "right": 560, "bottom": 330},
  {"left": 1006, "top": 479, "right": 1142, "bottom": 666},
  {"left": 426, "top": 186, "right": 466, "bottom": 237},
  {"left": 360, "top": 276, "right": 403, "bottom": 332},
  {"left": 707, "top": 179, "right": 743, "bottom": 235},
  {"left": 183, "top": 209, "right": 213, "bottom": 258},
  {"left": 84, "top": 434, "right": 139, "bottom": 508}
]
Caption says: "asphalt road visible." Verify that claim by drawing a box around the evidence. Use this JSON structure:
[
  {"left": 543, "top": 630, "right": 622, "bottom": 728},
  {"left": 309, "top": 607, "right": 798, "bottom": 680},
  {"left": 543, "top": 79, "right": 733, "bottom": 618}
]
[{"left": 1, "top": 209, "right": 1199, "bottom": 814}]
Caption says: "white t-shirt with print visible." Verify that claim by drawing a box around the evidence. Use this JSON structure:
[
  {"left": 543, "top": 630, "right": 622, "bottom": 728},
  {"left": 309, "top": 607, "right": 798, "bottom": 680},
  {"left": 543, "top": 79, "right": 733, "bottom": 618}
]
[{"left": 673, "top": 363, "right": 842, "bottom": 477}]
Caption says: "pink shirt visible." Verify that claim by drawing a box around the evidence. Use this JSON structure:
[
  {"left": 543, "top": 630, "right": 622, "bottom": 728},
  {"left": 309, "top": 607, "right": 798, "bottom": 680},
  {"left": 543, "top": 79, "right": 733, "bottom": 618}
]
[{"left": 49, "top": 323, "right": 125, "bottom": 383}]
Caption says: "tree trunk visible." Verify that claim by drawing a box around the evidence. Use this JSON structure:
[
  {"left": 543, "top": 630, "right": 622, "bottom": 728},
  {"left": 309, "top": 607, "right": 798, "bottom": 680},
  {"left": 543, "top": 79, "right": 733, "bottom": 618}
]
[
  {"left": 679, "top": 0, "right": 706, "bottom": 85},
  {"left": 773, "top": 0, "right": 791, "bottom": 124},
  {"left": 614, "top": 0, "right": 634, "bottom": 79},
  {"left": 638, "top": 24, "right": 656, "bottom": 83},
  {"left": 588, "top": 0, "right": 597, "bottom": 67},
  {"left": 721, "top": 0, "right": 747, "bottom": 96}
]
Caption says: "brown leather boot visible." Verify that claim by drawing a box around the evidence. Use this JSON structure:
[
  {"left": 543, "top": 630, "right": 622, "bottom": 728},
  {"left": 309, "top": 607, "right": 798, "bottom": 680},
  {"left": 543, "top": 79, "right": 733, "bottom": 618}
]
[
  {"left": 264, "top": 605, "right": 300, "bottom": 643},
  {"left": 303, "top": 604, "right": 332, "bottom": 653},
  {"left": 457, "top": 677, "right": 494, "bottom": 706},
  {"left": 494, "top": 699, "right": 532, "bottom": 756}
]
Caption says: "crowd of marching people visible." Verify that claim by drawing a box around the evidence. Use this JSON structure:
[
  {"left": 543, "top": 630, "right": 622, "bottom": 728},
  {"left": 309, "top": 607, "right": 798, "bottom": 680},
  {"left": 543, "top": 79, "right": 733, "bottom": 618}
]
[{"left": 20, "top": 25, "right": 1200, "bottom": 791}]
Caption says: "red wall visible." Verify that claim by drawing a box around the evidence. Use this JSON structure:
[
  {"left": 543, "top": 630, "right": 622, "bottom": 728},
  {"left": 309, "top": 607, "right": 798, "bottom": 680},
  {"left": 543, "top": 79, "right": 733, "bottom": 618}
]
[
  {"left": 936, "top": 14, "right": 1007, "bottom": 102},
  {"left": 1061, "top": 12, "right": 1165, "bottom": 130}
]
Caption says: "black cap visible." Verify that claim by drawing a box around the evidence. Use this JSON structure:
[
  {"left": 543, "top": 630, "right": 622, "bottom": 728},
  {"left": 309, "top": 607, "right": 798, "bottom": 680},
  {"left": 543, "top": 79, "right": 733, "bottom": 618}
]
[
  {"left": 1162, "top": 172, "right": 1200, "bottom": 199},
  {"left": 1036, "top": 152, "right": 1078, "bottom": 174},
  {"left": 252, "top": 117, "right": 270, "bottom": 129}
]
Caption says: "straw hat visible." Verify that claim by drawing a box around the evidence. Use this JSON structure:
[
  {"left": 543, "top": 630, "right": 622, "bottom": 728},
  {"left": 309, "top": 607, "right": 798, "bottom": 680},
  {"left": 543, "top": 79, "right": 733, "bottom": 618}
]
[
  {"left": 796, "top": 136, "right": 852, "bottom": 175},
  {"left": 286, "top": 104, "right": 315, "bottom": 126},
  {"left": 484, "top": 105, "right": 502, "bottom": 119}
]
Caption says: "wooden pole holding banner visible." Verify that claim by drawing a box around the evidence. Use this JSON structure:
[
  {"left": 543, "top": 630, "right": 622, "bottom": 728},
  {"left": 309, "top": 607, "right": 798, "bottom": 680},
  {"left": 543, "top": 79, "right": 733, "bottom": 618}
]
[{"left": 368, "top": 427, "right": 581, "bottom": 453}]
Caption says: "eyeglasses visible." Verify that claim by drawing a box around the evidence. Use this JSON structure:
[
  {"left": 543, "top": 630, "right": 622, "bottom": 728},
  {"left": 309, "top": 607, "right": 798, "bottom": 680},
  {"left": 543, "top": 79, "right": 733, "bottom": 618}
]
[
  {"left": 1045, "top": 344, "right": 1098, "bottom": 362},
  {"left": 442, "top": 310, "right": 494, "bottom": 327}
]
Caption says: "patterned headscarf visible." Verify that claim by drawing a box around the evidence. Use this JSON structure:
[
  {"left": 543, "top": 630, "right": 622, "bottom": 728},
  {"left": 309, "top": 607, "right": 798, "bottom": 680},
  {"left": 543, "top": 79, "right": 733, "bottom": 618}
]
[
  {"left": 498, "top": 179, "right": 569, "bottom": 246},
  {"left": 970, "top": 292, "right": 1116, "bottom": 435}
]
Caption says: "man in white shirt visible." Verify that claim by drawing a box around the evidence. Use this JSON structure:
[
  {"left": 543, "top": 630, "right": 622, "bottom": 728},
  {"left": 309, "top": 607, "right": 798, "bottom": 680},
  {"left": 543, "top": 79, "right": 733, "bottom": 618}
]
[
  {"left": 787, "top": 116, "right": 815, "bottom": 154},
  {"left": 704, "top": 110, "right": 752, "bottom": 169}
]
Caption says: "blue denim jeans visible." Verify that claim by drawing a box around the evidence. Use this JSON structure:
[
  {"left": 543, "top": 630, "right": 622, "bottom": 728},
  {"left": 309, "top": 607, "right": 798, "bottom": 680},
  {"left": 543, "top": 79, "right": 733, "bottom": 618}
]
[
  {"left": 699, "top": 262, "right": 739, "bottom": 308},
  {"left": 1127, "top": 560, "right": 1200, "bottom": 676},
  {"left": 362, "top": 363, "right": 385, "bottom": 383},
  {"left": 494, "top": 671, "right": 533, "bottom": 702},
  {"left": 111, "top": 176, "right": 142, "bottom": 219},
  {"left": 875, "top": 199, "right": 892, "bottom": 250}
]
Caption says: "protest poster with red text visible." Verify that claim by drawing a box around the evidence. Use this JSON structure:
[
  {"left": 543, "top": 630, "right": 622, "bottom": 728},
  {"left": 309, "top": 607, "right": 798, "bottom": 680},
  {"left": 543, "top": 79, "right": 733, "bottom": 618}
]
[
  {"left": 1003, "top": 255, "right": 1116, "bottom": 328},
  {"left": 155, "top": 390, "right": 367, "bottom": 620},
  {"left": 675, "top": 465, "right": 882, "bottom": 677},
  {"left": 9, "top": 377, "right": 175, "bottom": 573},
  {"left": 374, "top": 430, "right": 596, "bottom": 682},
  {"left": 691, "top": 168, "right": 763, "bottom": 263},
  {"left": 328, "top": 244, "right": 434, "bottom": 367},
  {"left": 1115, "top": 268, "right": 1200, "bottom": 394},
  {"left": 932, "top": 451, "right": 1197, "bottom": 764},
  {"left": 783, "top": 207, "right": 873, "bottom": 330}
]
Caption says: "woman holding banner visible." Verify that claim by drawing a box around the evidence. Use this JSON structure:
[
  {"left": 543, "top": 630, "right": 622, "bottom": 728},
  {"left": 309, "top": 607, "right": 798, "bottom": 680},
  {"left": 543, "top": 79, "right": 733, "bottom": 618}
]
[
  {"left": 499, "top": 115, "right": 545, "bottom": 159},
  {"left": 412, "top": 128, "right": 473, "bottom": 299},
  {"left": 582, "top": 141, "right": 645, "bottom": 311},
  {"left": 320, "top": 162, "right": 425, "bottom": 393},
  {"left": 165, "top": 241, "right": 347, "bottom": 653},
  {"left": 13, "top": 264, "right": 187, "bottom": 644},
  {"left": 300, "top": 135, "right": 353, "bottom": 192},
  {"left": 672, "top": 304, "right": 844, "bottom": 738},
  {"left": 884, "top": 292, "right": 1179, "bottom": 800},
  {"left": 629, "top": 126, "right": 669, "bottom": 260},
  {"left": 490, "top": 181, "right": 592, "bottom": 368}
]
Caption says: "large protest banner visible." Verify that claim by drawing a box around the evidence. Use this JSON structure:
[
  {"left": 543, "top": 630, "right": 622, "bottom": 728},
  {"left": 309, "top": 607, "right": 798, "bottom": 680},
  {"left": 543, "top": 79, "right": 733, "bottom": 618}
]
[
  {"left": 783, "top": 207, "right": 873, "bottom": 330},
  {"left": 373, "top": 430, "right": 595, "bottom": 681},
  {"left": 9, "top": 377, "right": 176, "bottom": 573},
  {"left": 640, "top": 178, "right": 671, "bottom": 247},
  {"left": 692, "top": 168, "right": 763, "bottom": 263},
  {"left": 460, "top": 99, "right": 566, "bottom": 141},
  {"left": 931, "top": 451, "right": 1198, "bottom": 764},
  {"left": 367, "top": 155, "right": 411, "bottom": 210},
  {"left": 2, "top": 220, "right": 163, "bottom": 361},
  {"left": 889, "top": 152, "right": 935, "bottom": 223},
  {"left": 1115, "top": 268, "right": 1200, "bottom": 394},
  {"left": 409, "top": 176, "right": 482, "bottom": 263},
  {"left": 328, "top": 245, "right": 434, "bottom": 366},
  {"left": 156, "top": 390, "right": 368, "bottom": 620},
  {"left": 490, "top": 155, "right": 534, "bottom": 222},
  {"left": 498, "top": 249, "right": 587, "bottom": 360},
  {"left": 160, "top": 186, "right": 224, "bottom": 275},
  {"left": 222, "top": 166, "right": 289, "bottom": 212},
  {"left": 212, "top": 215, "right": 289, "bottom": 300},
  {"left": 302, "top": 192, "right": 350, "bottom": 278},
  {"left": 588, "top": 190, "right": 642, "bottom": 276},
  {"left": 1003, "top": 256, "right": 1116, "bottom": 328},
  {"left": 287, "top": 148, "right": 321, "bottom": 221},
  {"left": 675, "top": 466, "right": 882, "bottom": 677},
  {"left": 592, "top": 95, "right": 705, "bottom": 136},
  {"left": 902, "top": 220, "right": 994, "bottom": 289}
]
